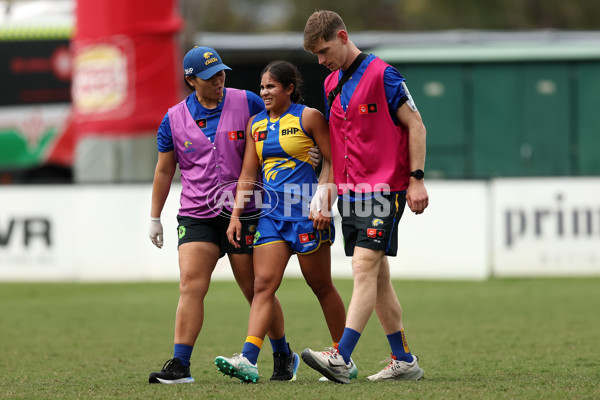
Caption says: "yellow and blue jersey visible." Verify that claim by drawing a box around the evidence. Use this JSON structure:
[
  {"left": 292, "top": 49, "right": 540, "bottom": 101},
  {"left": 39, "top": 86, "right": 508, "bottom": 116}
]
[{"left": 251, "top": 103, "right": 317, "bottom": 220}]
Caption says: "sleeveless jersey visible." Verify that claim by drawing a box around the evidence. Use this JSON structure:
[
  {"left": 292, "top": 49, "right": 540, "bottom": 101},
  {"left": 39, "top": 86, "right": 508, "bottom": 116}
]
[{"left": 251, "top": 103, "right": 316, "bottom": 221}]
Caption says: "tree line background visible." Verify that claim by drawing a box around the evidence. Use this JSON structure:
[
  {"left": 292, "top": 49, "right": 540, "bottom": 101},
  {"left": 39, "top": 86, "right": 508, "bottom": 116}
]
[{"left": 182, "top": 0, "right": 600, "bottom": 34}]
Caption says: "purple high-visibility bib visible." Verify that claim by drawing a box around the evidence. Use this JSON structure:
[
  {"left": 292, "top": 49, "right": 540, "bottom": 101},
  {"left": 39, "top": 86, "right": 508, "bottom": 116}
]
[{"left": 169, "top": 88, "right": 256, "bottom": 218}]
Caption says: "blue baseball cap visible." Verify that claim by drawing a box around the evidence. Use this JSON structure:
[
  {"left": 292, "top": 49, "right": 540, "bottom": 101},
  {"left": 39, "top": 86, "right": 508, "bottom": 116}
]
[{"left": 183, "top": 46, "right": 231, "bottom": 80}]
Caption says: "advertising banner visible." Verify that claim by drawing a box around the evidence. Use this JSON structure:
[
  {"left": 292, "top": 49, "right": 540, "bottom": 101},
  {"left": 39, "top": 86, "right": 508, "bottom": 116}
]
[
  {"left": 492, "top": 178, "right": 600, "bottom": 276},
  {"left": 0, "top": 185, "right": 180, "bottom": 281},
  {"left": 0, "top": 182, "right": 490, "bottom": 281},
  {"left": 0, "top": 39, "right": 71, "bottom": 106},
  {"left": 71, "top": 0, "right": 182, "bottom": 138},
  {"left": 0, "top": 1, "right": 73, "bottom": 171},
  {"left": 0, "top": 0, "right": 182, "bottom": 176},
  {"left": 0, "top": 104, "right": 72, "bottom": 169}
]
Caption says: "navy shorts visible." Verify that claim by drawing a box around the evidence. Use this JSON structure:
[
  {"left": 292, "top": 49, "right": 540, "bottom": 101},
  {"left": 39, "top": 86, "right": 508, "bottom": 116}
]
[
  {"left": 337, "top": 193, "right": 406, "bottom": 257},
  {"left": 253, "top": 216, "right": 335, "bottom": 255},
  {"left": 176, "top": 212, "right": 258, "bottom": 258}
]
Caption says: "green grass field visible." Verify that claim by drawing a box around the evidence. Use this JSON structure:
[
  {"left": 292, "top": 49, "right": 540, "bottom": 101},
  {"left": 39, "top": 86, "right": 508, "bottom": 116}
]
[{"left": 1, "top": 278, "right": 599, "bottom": 399}]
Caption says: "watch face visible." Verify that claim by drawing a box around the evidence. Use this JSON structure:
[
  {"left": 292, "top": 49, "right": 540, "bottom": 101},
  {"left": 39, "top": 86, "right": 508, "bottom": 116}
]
[{"left": 411, "top": 169, "right": 424, "bottom": 179}]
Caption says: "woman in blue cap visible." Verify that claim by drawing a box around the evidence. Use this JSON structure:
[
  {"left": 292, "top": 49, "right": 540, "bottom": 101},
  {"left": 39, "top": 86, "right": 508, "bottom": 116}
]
[{"left": 147, "top": 47, "right": 321, "bottom": 384}]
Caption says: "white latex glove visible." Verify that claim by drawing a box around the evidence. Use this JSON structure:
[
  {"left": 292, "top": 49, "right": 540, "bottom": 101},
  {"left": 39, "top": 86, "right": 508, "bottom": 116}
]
[
  {"left": 149, "top": 217, "right": 164, "bottom": 248},
  {"left": 308, "top": 146, "right": 322, "bottom": 167},
  {"left": 310, "top": 184, "right": 328, "bottom": 215}
]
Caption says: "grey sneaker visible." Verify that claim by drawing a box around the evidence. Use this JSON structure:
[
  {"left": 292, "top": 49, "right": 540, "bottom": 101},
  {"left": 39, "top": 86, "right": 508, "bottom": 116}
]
[
  {"left": 301, "top": 347, "right": 358, "bottom": 384},
  {"left": 366, "top": 354, "right": 424, "bottom": 381},
  {"left": 215, "top": 353, "right": 260, "bottom": 383}
]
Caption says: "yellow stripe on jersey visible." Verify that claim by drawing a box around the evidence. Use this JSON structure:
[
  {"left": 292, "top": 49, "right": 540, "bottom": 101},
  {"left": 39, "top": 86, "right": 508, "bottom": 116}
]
[
  {"left": 277, "top": 112, "right": 314, "bottom": 166},
  {"left": 251, "top": 104, "right": 318, "bottom": 220},
  {"left": 252, "top": 104, "right": 316, "bottom": 185}
]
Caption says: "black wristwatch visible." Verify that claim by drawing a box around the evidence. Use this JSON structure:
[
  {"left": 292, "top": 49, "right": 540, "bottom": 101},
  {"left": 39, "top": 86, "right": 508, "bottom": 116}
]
[{"left": 410, "top": 169, "right": 425, "bottom": 180}]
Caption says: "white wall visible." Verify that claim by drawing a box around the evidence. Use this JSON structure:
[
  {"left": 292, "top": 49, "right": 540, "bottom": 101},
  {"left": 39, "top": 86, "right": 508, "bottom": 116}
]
[
  {"left": 491, "top": 178, "right": 600, "bottom": 277},
  {"left": 1, "top": 178, "right": 599, "bottom": 282},
  {"left": 0, "top": 185, "right": 177, "bottom": 281},
  {"left": 282, "top": 180, "right": 489, "bottom": 280}
]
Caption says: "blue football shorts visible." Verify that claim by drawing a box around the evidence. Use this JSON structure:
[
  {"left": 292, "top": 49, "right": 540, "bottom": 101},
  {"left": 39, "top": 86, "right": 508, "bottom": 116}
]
[{"left": 253, "top": 216, "right": 335, "bottom": 255}]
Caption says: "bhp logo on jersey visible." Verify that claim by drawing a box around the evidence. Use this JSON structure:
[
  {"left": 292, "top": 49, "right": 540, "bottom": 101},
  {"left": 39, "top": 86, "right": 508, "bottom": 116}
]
[
  {"left": 299, "top": 232, "right": 317, "bottom": 243},
  {"left": 229, "top": 130, "right": 245, "bottom": 141},
  {"left": 359, "top": 103, "right": 377, "bottom": 114},
  {"left": 281, "top": 127, "right": 299, "bottom": 135},
  {"left": 255, "top": 130, "right": 268, "bottom": 142}
]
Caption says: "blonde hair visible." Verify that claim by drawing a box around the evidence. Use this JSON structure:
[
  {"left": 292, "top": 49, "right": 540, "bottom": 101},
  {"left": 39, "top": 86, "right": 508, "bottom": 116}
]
[{"left": 303, "top": 10, "right": 346, "bottom": 51}]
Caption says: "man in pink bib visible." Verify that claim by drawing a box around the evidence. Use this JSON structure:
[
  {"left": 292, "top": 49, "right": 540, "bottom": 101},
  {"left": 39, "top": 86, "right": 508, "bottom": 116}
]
[{"left": 301, "top": 10, "right": 429, "bottom": 384}]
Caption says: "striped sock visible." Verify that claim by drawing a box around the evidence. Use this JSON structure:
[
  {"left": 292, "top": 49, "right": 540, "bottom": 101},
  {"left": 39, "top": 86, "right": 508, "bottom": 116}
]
[
  {"left": 387, "top": 329, "right": 413, "bottom": 363},
  {"left": 173, "top": 343, "right": 193, "bottom": 367},
  {"left": 337, "top": 327, "right": 361, "bottom": 364},
  {"left": 242, "top": 336, "right": 263, "bottom": 365},
  {"left": 269, "top": 335, "right": 289, "bottom": 355}
]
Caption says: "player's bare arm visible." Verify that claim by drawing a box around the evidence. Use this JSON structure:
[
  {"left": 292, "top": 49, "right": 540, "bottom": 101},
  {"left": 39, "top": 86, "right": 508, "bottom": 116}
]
[
  {"left": 227, "top": 117, "right": 260, "bottom": 247},
  {"left": 303, "top": 107, "right": 335, "bottom": 229},
  {"left": 149, "top": 150, "right": 177, "bottom": 248},
  {"left": 396, "top": 102, "right": 429, "bottom": 215},
  {"left": 150, "top": 150, "right": 176, "bottom": 219}
]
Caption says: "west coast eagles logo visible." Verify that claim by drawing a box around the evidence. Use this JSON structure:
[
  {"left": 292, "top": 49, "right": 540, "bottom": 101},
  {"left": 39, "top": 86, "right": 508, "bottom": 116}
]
[
  {"left": 264, "top": 158, "right": 297, "bottom": 182},
  {"left": 371, "top": 218, "right": 384, "bottom": 227},
  {"left": 203, "top": 52, "right": 218, "bottom": 66},
  {"left": 183, "top": 140, "right": 196, "bottom": 153}
]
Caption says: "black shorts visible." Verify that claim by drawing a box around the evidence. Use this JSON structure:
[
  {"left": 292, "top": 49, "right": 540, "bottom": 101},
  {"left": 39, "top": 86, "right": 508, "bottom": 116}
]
[
  {"left": 176, "top": 212, "right": 259, "bottom": 258},
  {"left": 337, "top": 193, "right": 406, "bottom": 257}
]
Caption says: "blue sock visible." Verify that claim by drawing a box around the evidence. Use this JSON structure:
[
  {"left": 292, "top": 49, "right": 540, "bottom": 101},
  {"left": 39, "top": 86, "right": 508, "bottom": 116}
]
[
  {"left": 173, "top": 344, "right": 193, "bottom": 367},
  {"left": 269, "top": 335, "right": 289, "bottom": 355},
  {"left": 387, "top": 329, "right": 413, "bottom": 362},
  {"left": 338, "top": 327, "right": 361, "bottom": 364},
  {"left": 242, "top": 341, "right": 261, "bottom": 365}
]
